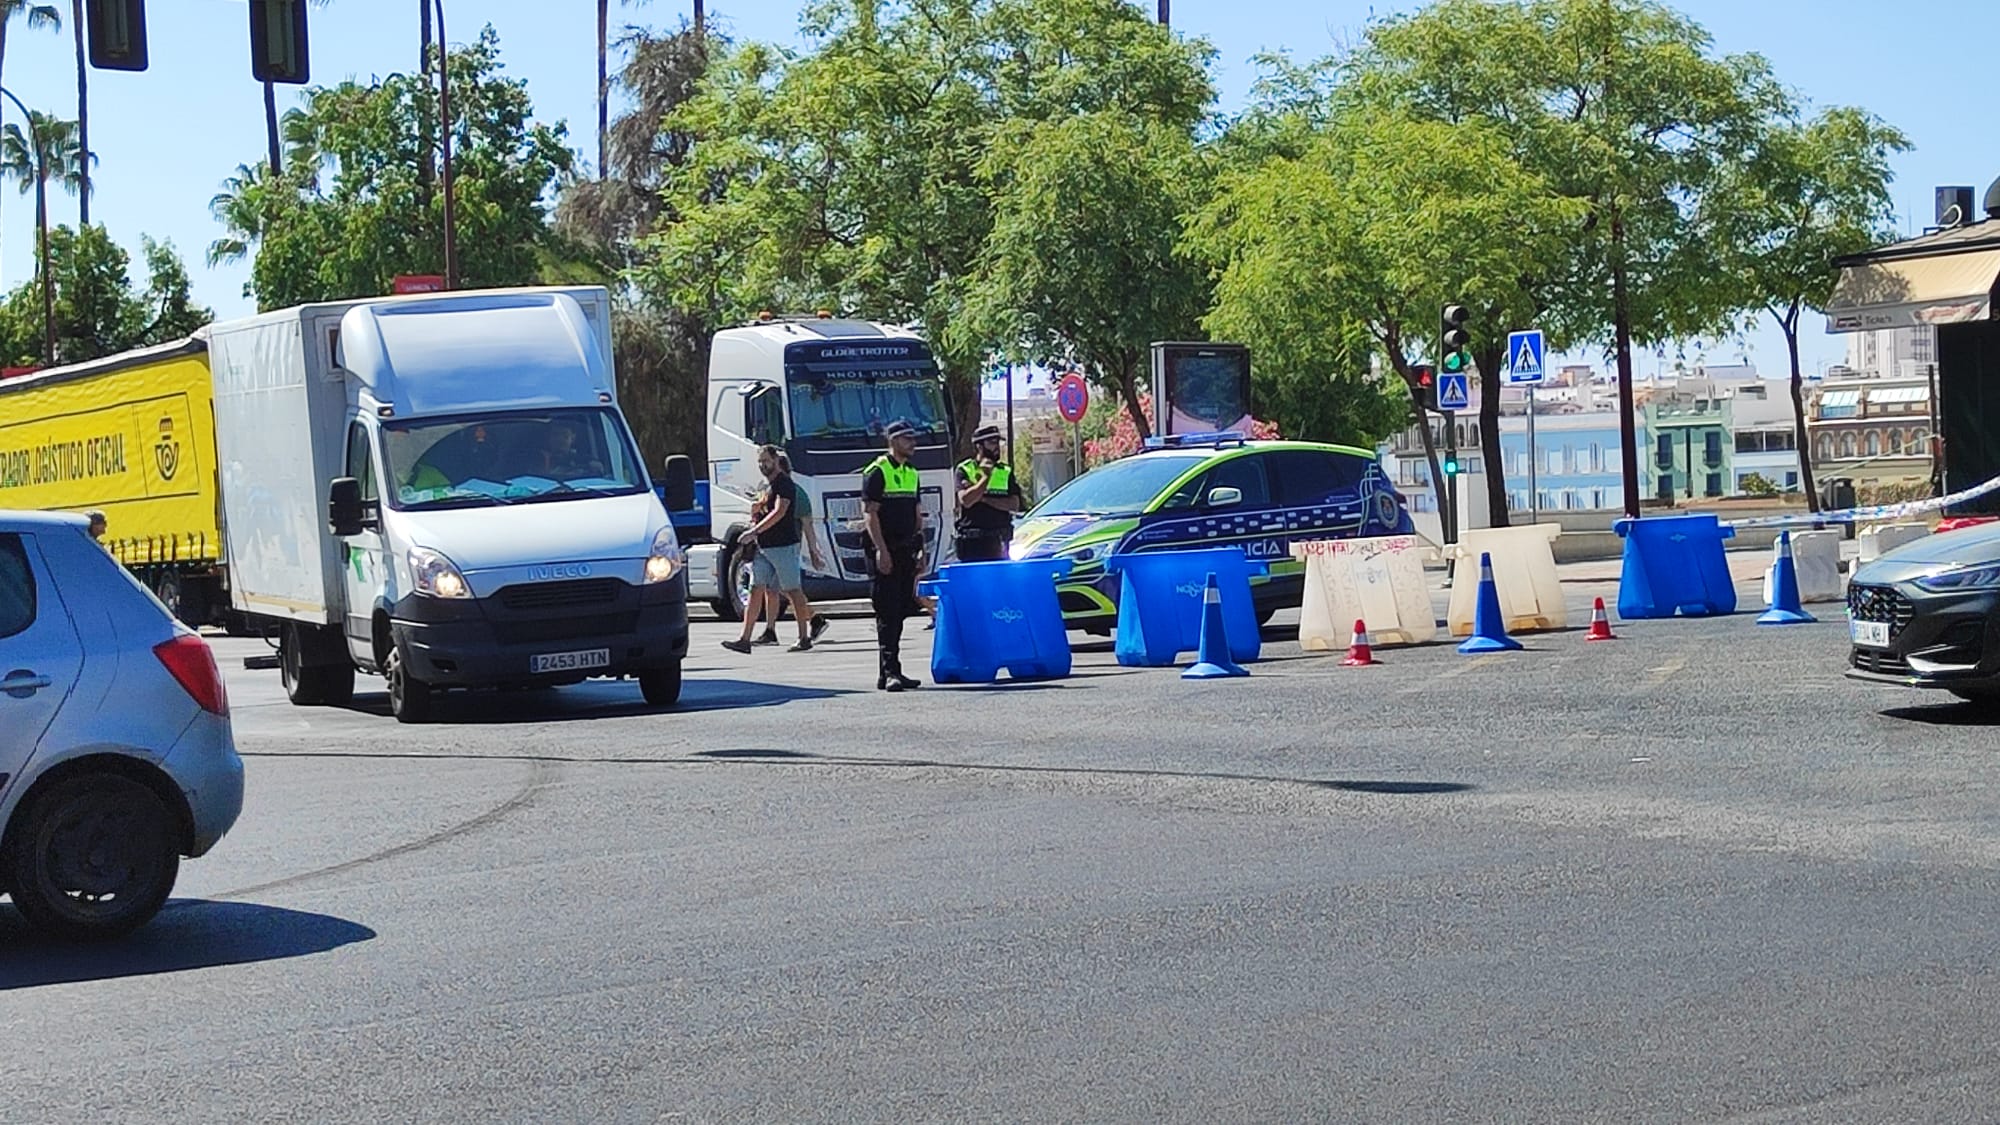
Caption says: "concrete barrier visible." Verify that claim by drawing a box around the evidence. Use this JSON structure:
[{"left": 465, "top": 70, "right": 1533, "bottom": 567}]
[
  {"left": 1763, "top": 529, "right": 1843, "bottom": 605},
  {"left": 1293, "top": 535, "right": 1438, "bottom": 650},
  {"left": 1857, "top": 522, "right": 1929, "bottom": 566},
  {"left": 1446, "top": 523, "right": 1566, "bottom": 636}
]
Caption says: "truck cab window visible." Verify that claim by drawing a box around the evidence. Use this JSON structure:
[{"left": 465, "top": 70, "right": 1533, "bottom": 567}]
[
  {"left": 344, "top": 422, "right": 377, "bottom": 503},
  {"left": 746, "top": 386, "right": 786, "bottom": 446}
]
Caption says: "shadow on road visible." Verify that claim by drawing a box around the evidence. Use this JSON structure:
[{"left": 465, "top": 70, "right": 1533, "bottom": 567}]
[
  {"left": 331, "top": 677, "right": 853, "bottom": 724},
  {"left": 1310, "top": 780, "right": 1474, "bottom": 795},
  {"left": 0, "top": 901, "right": 375, "bottom": 990},
  {"left": 1880, "top": 702, "right": 2000, "bottom": 727}
]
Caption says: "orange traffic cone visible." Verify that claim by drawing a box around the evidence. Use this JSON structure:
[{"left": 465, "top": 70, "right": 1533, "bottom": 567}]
[
  {"left": 1585, "top": 597, "right": 1617, "bottom": 642},
  {"left": 1342, "top": 619, "right": 1380, "bottom": 666}
]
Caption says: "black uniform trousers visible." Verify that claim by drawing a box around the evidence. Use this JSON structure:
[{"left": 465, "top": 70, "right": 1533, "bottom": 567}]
[
  {"left": 871, "top": 536, "right": 923, "bottom": 676},
  {"left": 953, "top": 532, "right": 1009, "bottom": 563}
]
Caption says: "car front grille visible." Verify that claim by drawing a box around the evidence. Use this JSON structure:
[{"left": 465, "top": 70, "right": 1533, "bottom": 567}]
[
  {"left": 1847, "top": 584, "right": 1915, "bottom": 637},
  {"left": 492, "top": 611, "right": 637, "bottom": 646},
  {"left": 498, "top": 578, "right": 622, "bottom": 610},
  {"left": 1850, "top": 647, "right": 1912, "bottom": 676}
]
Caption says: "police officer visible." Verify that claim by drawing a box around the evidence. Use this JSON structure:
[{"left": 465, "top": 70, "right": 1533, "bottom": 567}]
[
  {"left": 863, "top": 419, "right": 924, "bottom": 691},
  {"left": 953, "top": 424, "right": 1021, "bottom": 562}
]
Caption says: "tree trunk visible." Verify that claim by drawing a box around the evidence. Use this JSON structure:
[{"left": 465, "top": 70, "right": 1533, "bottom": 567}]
[
  {"left": 1473, "top": 341, "right": 1509, "bottom": 528},
  {"left": 0, "top": 15, "right": 10, "bottom": 234},
  {"left": 596, "top": 0, "right": 609, "bottom": 178},
  {"left": 71, "top": 0, "right": 87, "bottom": 226},
  {"left": 1406, "top": 386, "right": 1448, "bottom": 537},
  {"left": 1781, "top": 302, "right": 1819, "bottom": 513},
  {"left": 1611, "top": 208, "right": 1641, "bottom": 519},
  {"left": 1114, "top": 358, "right": 1151, "bottom": 441},
  {"left": 263, "top": 81, "right": 282, "bottom": 176}
]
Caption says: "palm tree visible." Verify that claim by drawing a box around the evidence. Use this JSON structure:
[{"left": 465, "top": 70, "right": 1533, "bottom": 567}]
[
  {"left": 68, "top": 0, "right": 87, "bottom": 224},
  {"left": 1, "top": 110, "right": 83, "bottom": 331},
  {"left": 261, "top": 0, "right": 332, "bottom": 175},
  {"left": 207, "top": 161, "right": 275, "bottom": 267},
  {"left": 596, "top": 0, "right": 650, "bottom": 178},
  {"left": 0, "top": 1, "right": 60, "bottom": 230}
]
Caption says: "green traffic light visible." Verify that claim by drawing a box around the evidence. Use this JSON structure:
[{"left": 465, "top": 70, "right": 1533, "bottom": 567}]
[{"left": 1442, "top": 352, "right": 1467, "bottom": 373}]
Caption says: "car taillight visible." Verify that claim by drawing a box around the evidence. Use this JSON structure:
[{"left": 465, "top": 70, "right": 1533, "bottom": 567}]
[{"left": 154, "top": 634, "right": 229, "bottom": 716}]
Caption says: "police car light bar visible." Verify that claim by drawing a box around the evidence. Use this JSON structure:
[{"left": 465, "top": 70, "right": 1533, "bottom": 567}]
[{"left": 1143, "top": 430, "right": 1247, "bottom": 450}]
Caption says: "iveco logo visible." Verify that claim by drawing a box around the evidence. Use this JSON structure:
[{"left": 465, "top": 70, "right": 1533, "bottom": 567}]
[{"left": 531, "top": 563, "right": 592, "bottom": 581}]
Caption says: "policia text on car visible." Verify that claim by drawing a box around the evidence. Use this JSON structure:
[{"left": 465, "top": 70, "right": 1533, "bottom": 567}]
[
  {"left": 953, "top": 423, "right": 1022, "bottom": 563},
  {"left": 862, "top": 420, "right": 925, "bottom": 691}
]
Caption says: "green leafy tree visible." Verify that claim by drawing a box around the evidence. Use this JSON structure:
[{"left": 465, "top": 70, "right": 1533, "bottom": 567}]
[
  {"left": 641, "top": 0, "right": 1215, "bottom": 450},
  {"left": 1187, "top": 106, "right": 1581, "bottom": 489},
  {"left": 213, "top": 28, "right": 573, "bottom": 309},
  {"left": 0, "top": 224, "right": 211, "bottom": 366},
  {"left": 955, "top": 112, "right": 1210, "bottom": 439},
  {"left": 1347, "top": 0, "right": 1784, "bottom": 519},
  {"left": 1706, "top": 107, "right": 1910, "bottom": 511}
]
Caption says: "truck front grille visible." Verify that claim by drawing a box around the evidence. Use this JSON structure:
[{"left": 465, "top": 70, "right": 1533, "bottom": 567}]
[
  {"left": 498, "top": 578, "right": 622, "bottom": 610},
  {"left": 492, "top": 611, "right": 637, "bottom": 646}
]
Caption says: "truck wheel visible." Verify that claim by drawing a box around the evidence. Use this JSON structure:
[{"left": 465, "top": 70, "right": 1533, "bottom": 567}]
[
  {"left": 639, "top": 661, "right": 683, "bottom": 708},
  {"left": 723, "top": 541, "right": 755, "bottom": 623},
  {"left": 281, "top": 625, "right": 356, "bottom": 707},
  {"left": 6, "top": 774, "right": 180, "bottom": 940},
  {"left": 386, "top": 648, "right": 435, "bottom": 724},
  {"left": 155, "top": 570, "right": 184, "bottom": 623}
]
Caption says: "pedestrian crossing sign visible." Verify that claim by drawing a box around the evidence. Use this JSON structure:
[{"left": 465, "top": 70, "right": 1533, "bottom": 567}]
[
  {"left": 1437, "top": 371, "right": 1470, "bottom": 412},
  {"left": 1506, "top": 330, "right": 1545, "bottom": 385}
]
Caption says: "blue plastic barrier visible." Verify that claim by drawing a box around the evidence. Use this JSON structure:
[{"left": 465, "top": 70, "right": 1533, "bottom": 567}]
[
  {"left": 1104, "top": 547, "right": 1267, "bottom": 667},
  {"left": 918, "top": 558, "right": 1075, "bottom": 684},
  {"left": 1613, "top": 514, "right": 1738, "bottom": 619}
]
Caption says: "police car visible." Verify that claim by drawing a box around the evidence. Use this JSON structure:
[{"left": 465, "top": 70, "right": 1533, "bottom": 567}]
[{"left": 1010, "top": 432, "right": 1414, "bottom": 631}]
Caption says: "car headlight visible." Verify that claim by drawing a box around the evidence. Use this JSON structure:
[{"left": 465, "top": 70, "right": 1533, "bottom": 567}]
[
  {"left": 1913, "top": 562, "right": 2000, "bottom": 592},
  {"left": 645, "top": 526, "right": 684, "bottom": 583},
  {"left": 1059, "top": 542, "right": 1111, "bottom": 566},
  {"left": 409, "top": 547, "right": 471, "bottom": 599}
]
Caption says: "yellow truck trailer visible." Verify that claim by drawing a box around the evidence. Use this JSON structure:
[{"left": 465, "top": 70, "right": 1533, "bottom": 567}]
[{"left": 0, "top": 336, "right": 231, "bottom": 625}]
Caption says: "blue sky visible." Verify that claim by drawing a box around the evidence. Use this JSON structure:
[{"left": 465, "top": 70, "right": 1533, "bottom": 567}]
[{"left": 0, "top": 0, "right": 1986, "bottom": 381}]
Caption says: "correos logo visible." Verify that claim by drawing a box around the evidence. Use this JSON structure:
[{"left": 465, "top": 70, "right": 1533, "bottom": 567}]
[{"left": 531, "top": 563, "right": 593, "bottom": 581}]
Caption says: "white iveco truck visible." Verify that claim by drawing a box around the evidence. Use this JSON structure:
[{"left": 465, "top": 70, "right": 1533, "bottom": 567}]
[
  {"left": 685, "top": 316, "right": 954, "bottom": 620},
  {"left": 210, "top": 286, "right": 690, "bottom": 723}
]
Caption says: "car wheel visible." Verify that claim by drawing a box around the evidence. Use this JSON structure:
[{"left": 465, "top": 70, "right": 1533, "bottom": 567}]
[
  {"left": 386, "top": 647, "right": 435, "bottom": 724},
  {"left": 155, "top": 570, "right": 183, "bottom": 622},
  {"left": 639, "top": 661, "right": 683, "bottom": 708},
  {"left": 7, "top": 774, "right": 180, "bottom": 940},
  {"left": 281, "top": 625, "right": 356, "bottom": 707}
]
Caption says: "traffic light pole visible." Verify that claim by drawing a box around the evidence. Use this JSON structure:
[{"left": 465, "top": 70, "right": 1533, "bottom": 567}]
[{"left": 1442, "top": 411, "right": 1459, "bottom": 548}]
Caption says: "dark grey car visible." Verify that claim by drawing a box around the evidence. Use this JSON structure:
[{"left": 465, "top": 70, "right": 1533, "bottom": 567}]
[{"left": 1845, "top": 521, "right": 2000, "bottom": 702}]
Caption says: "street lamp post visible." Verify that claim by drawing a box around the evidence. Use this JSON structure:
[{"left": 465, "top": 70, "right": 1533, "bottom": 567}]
[
  {"left": 0, "top": 87, "right": 55, "bottom": 367},
  {"left": 429, "top": 0, "right": 457, "bottom": 289}
]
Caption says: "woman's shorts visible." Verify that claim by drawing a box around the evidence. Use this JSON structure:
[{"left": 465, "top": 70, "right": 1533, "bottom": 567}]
[{"left": 750, "top": 543, "right": 803, "bottom": 591}]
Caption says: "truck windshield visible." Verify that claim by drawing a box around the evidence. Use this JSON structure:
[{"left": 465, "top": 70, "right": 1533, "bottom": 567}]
[
  {"left": 1031, "top": 452, "right": 1210, "bottom": 517},
  {"left": 382, "top": 407, "right": 645, "bottom": 510},
  {"left": 787, "top": 366, "right": 948, "bottom": 440}
]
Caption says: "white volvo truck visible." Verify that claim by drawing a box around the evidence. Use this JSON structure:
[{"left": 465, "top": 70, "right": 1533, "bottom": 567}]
[
  {"left": 686, "top": 317, "right": 954, "bottom": 620},
  {"left": 210, "top": 286, "right": 691, "bottom": 722}
]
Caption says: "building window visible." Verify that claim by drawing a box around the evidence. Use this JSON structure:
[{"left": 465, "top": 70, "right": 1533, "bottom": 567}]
[
  {"left": 1704, "top": 430, "right": 1724, "bottom": 464},
  {"left": 1864, "top": 431, "right": 1880, "bottom": 457},
  {"left": 1547, "top": 448, "right": 1565, "bottom": 475},
  {"left": 1889, "top": 430, "right": 1904, "bottom": 455},
  {"left": 1839, "top": 433, "right": 1857, "bottom": 459},
  {"left": 1655, "top": 433, "right": 1673, "bottom": 469},
  {"left": 1816, "top": 435, "right": 1834, "bottom": 462},
  {"left": 1705, "top": 472, "right": 1723, "bottom": 497},
  {"left": 1785, "top": 472, "right": 1797, "bottom": 488}
]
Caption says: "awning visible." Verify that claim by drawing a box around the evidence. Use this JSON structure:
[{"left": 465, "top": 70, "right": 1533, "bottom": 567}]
[{"left": 1826, "top": 224, "right": 2000, "bottom": 334}]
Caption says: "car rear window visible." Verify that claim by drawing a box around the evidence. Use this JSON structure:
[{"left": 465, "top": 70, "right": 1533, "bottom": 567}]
[{"left": 0, "top": 534, "right": 34, "bottom": 639}]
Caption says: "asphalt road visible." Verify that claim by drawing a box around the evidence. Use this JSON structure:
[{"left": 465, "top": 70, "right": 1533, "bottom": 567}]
[{"left": 9, "top": 574, "right": 2000, "bottom": 1122}]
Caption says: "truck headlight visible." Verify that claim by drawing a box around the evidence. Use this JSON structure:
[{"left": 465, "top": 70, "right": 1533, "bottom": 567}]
[
  {"left": 1914, "top": 563, "right": 2000, "bottom": 592},
  {"left": 410, "top": 547, "right": 471, "bottom": 599},
  {"left": 645, "top": 526, "right": 684, "bottom": 583}
]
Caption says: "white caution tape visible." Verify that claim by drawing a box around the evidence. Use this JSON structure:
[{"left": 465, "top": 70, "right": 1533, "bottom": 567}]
[{"left": 1720, "top": 474, "right": 2000, "bottom": 529}]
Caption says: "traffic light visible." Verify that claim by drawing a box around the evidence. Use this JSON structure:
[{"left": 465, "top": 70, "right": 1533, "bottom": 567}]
[
  {"left": 1412, "top": 364, "right": 1437, "bottom": 412},
  {"left": 1442, "top": 451, "right": 1462, "bottom": 475},
  {"left": 249, "top": 0, "right": 310, "bottom": 85},
  {"left": 86, "top": 0, "right": 149, "bottom": 72},
  {"left": 1440, "top": 304, "right": 1471, "bottom": 377}
]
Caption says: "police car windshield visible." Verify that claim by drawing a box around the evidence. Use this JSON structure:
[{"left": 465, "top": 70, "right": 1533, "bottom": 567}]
[
  {"left": 382, "top": 407, "right": 645, "bottom": 511},
  {"left": 1032, "top": 453, "right": 1209, "bottom": 517}
]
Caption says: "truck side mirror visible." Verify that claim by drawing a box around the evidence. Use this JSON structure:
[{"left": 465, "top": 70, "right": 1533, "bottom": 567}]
[
  {"left": 328, "top": 477, "right": 365, "bottom": 537},
  {"left": 660, "top": 454, "right": 697, "bottom": 512}
]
